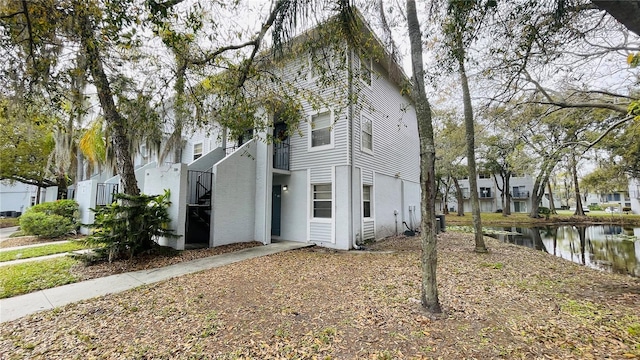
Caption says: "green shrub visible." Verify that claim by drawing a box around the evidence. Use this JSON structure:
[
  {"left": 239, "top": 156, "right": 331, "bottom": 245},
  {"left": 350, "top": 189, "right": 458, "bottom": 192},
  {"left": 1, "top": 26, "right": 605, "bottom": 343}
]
[
  {"left": 86, "top": 190, "right": 179, "bottom": 262},
  {"left": 538, "top": 206, "right": 551, "bottom": 220},
  {"left": 19, "top": 200, "right": 79, "bottom": 238},
  {"left": 19, "top": 212, "right": 75, "bottom": 238},
  {"left": 25, "top": 200, "right": 79, "bottom": 227},
  {"left": 588, "top": 204, "right": 603, "bottom": 211}
]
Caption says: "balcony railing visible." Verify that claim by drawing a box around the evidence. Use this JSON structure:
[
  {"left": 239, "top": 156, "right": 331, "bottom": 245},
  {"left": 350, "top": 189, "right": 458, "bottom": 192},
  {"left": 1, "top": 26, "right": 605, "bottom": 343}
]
[
  {"left": 96, "top": 183, "right": 119, "bottom": 206},
  {"left": 273, "top": 142, "right": 290, "bottom": 171},
  {"left": 225, "top": 145, "right": 238, "bottom": 156},
  {"left": 512, "top": 190, "right": 530, "bottom": 199},
  {"left": 187, "top": 170, "right": 213, "bottom": 206},
  {"left": 479, "top": 191, "right": 493, "bottom": 199}
]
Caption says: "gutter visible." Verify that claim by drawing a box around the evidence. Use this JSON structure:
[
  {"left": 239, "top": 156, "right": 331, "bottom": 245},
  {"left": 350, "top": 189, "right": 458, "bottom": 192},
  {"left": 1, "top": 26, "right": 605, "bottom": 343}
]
[{"left": 348, "top": 45, "right": 360, "bottom": 250}]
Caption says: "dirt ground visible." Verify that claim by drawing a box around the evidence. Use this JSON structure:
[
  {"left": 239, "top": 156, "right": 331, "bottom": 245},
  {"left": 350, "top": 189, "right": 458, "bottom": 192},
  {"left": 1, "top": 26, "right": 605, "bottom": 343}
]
[{"left": 1, "top": 233, "right": 639, "bottom": 359}]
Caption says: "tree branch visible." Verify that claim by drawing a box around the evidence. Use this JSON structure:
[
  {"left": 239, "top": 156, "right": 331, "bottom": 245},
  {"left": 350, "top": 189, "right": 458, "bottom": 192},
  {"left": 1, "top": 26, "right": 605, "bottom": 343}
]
[
  {"left": 20, "top": 0, "right": 36, "bottom": 72},
  {"left": 566, "top": 114, "right": 633, "bottom": 149},
  {"left": 535, "top": 101, "right": 628, "bottom": 114}
]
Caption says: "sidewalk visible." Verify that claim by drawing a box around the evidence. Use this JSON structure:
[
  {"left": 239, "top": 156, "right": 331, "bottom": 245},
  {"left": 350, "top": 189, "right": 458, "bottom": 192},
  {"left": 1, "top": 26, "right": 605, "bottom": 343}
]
[
  {"left": 0, "top": 226, "right": 19, "bottom": 241},
  {"left": 0, "top": 241, "right": 313, "bottom": 323}
]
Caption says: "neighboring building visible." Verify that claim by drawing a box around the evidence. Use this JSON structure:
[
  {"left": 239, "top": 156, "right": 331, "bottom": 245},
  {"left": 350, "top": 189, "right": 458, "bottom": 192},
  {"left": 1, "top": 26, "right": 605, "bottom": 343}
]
[
  {"left": 453, "top": 174, "right": 535, "bottom": 213},
  {"left": 0, "top": 180, "right": 58, "bottom": 216},
  {"left": 629, "top": 178, "right": 640, "bottom": 214},
  {"left": 76, "top": 16, "right": 421, "bottom": 250}
]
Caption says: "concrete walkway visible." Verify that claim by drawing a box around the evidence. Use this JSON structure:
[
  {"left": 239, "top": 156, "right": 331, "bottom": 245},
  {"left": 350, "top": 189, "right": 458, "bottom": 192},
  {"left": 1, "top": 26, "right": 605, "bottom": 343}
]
[
  {"left": 1, "top": 240, "right": 71, "bottom": 252},
  {"left": 0, "top": 248, "right": 93, "bottom": 267},
  {"left": 0, "top": 241, "right": 312, "bottom": 323},
  {"left": 0, "top": 226, "right": 19, "bottom": 241}
]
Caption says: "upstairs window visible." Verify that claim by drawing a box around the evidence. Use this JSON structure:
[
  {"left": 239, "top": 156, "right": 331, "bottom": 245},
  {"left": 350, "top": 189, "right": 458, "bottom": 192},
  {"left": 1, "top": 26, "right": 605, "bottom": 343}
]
[
  {"left": 363, "top": 185, "right": 372, "bottom": 218},
  {"left": 310, "top": 111, "right": 332, "bottom": 149},
  {"left": 193, "top": 142, "right": 203, "bottom": 160},
  {"left": 313, "top": 184, "right": 332, "bottom": 218},
  {"left": 361, "top": 116, "right": 373, "bottom": 153}
]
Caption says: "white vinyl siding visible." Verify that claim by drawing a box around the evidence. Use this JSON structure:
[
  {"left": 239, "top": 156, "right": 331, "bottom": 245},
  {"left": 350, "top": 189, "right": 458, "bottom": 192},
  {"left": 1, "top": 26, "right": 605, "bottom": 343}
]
[
  {"left": 312, "top": 184, "right": 332, "bottom": 218},
  {"left": 352, "top": 58, "right": 420, "bottom": 184},
  {"left": 284, "top": 45, "right": 349, "bottom": 173},
  {"left": 359, "top": 54, "right": 372, "bottom": 86}
]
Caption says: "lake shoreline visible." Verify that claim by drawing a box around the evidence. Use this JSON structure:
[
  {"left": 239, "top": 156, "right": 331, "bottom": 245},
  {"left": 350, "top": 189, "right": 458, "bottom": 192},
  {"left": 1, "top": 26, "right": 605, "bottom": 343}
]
[{"left": 445, "top": 212, "right": 640, "bottom": 227}]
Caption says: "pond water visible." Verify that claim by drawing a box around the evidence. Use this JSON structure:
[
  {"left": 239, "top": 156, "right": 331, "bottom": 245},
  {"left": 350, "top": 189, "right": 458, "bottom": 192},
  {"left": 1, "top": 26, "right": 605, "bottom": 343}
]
[{"left": 489, "top": 225, "right": 640, "bottom": 278}]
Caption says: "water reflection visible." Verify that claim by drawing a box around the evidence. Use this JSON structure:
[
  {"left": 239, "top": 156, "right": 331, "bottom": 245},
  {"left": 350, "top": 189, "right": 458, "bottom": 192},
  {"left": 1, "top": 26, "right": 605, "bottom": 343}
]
[{"left": 490, "top": 225, "right": 640, "bottom": 277}]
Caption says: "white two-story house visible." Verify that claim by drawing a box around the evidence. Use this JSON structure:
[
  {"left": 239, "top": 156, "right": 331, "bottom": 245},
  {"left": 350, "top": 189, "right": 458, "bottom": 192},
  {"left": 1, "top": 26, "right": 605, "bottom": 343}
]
[{"left": 76, "top": 15, "right": 421, "bottom": 250}]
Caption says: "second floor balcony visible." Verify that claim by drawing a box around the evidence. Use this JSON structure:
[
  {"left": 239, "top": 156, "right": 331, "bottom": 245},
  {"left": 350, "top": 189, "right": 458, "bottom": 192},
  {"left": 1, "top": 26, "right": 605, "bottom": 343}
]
[
  {"left": 512, "top": 190, "right": 530, "bottom": 199},
  {"left": 479, "top": 189, "right": 493, "bottom": 199}
]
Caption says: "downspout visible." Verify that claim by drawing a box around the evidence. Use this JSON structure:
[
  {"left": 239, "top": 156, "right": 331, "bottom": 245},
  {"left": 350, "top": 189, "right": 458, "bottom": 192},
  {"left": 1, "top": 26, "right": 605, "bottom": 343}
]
[{"left": 348, "top": 45, "right": 360, "bottom": 250}]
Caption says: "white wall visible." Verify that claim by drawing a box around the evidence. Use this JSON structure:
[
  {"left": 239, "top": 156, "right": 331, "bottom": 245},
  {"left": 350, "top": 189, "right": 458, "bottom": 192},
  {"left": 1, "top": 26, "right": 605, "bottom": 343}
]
[
  {"left": 144, "top": 164, "right": 187, "bottom": 250},
  {"left": 629, "top": 178, "right": 640, "bottom": 214},
  {"left": 43, "top": 186, "right": 58, "bottom": 203},
  {"left": 254, "top": 127, "right": 272, "bottom": 244},
  {"left": 211, "top": 141, "right": 257, "bottom": 246},
  {"left": 0, "top": 181, "right": 35, "bottom": 213},
  {"left": 272, "top": 171, "right": 308, "bottom": 242},
  {"left": 402, "top": 179, "right": 421, "bottom": 228},
  {"left": 77, "top": 179, "right": 98, "bottom": 235},
  {"left": 334, "top": 165, "right": 351, "bottom": 250},
  {"left": 135, "top": 161, "right": 157, "bottom": 191},
  {"left": 374, "top": 173, "right": 404, "bottom": 239}
]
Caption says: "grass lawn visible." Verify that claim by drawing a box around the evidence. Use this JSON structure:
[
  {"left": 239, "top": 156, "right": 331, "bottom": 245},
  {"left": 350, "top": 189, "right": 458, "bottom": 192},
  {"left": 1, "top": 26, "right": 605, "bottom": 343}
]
[
  {"left": 446, "top": 210, "right": 640, "bottom": 226},
  {"left": 0, "top": 218, "right": 19, "bottom": 228},
  {"left": 0, "top": 257, "right": 80, "bottom": 298},
  {"left": 0, "top": 241, "right": 90, "bottom": 262},
  {"left": 1, "top": 234, "right": 638, "bottom": 359}
]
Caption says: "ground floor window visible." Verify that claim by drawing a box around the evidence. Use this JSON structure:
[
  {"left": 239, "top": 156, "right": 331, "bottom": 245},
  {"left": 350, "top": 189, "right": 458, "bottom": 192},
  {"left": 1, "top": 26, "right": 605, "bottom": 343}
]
[
  {"left": 514, "top": 201, "right": 526, "bottom": 213},
  {"left": 313, "top": 184, "right": 332, "bottom": 218},
  {"left": 363, "top": 185, "right": 371, "bottom": 218}
]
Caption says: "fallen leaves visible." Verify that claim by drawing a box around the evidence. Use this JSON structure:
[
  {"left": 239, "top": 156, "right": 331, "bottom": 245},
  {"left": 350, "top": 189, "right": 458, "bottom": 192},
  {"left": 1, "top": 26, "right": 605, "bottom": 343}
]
[{"left": 1, "top": 233, "right": 639, "bottom": 359}]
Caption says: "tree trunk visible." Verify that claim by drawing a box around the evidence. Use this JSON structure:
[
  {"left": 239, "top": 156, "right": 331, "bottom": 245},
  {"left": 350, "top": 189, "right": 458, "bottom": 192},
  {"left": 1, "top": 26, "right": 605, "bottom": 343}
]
[
  {"left": 547, "top": 181, "right": 557, "bottom": 214},
  {"left": 406, "top": 0, "right": 441, "bottom": 314},
  {"left": 529, "top": 159, "right": 556, "bottom": 218},
  {"left": 529, "top": 174, "right": 547, "bottom": 218},
  {"left": 504, "top": 173, "right": 512, "bottom": 215},
  {"left": 35, "top": 180, "right": 42, "bottom": 205},
  {"left": 494, "top": 173, "right": 506, "bottom": 216},
  {"left": 452, "top": 177, "right": 464, "bottom": 216},
  {"left": 577, "top": 225, "right": 587, "bottom": 265},
  {"left": 442, "top": 176, "right": 450, "bottom": 215},
  {"left": 572, "top": 153, "right": 585, "bottom": 216},
  {"left": 457, "top": 37, "right": 487, "bottom": 253},
  {"left": 77, "top": 7, "right": 139, "bottom": 196}
]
